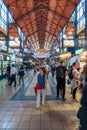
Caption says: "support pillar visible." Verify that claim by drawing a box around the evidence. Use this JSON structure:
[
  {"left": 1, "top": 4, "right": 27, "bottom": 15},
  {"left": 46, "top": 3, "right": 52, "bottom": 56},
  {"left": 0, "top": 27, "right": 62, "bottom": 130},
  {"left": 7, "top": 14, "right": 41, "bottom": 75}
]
[
  {"left": 74, "top": 9, "right": 78, "bottom": 48},
  {"left": 6, "top": 6, "right": 9, "bottom": 52},
  {"left": 58, "top": 37, "right": 61, "bottom": 52},
  {"left": 20, "top": 39, "right": 22, "bottom": 53},
  {"left": 62, "top": 31, "right": 64, "bottom": 52},
  {"left": 85, "top": 0, "right": 87, "bottom": 48}
]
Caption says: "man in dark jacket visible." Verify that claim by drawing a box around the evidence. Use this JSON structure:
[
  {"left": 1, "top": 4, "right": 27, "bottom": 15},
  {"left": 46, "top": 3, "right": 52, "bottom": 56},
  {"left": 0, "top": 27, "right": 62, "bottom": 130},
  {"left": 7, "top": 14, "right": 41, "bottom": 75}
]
[
  {"left": 56, "top": 61, "right": 67, "bottom": 101},
  {"left": 18, "top": 64, "right": 25, "bottom": 86}
]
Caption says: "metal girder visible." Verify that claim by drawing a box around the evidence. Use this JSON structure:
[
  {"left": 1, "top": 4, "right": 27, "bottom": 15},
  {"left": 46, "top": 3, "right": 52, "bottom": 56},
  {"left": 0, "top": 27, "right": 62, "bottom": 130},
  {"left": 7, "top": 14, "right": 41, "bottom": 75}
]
[
  {"left": 48, "top": 0, "right": 69, "bottom": 45},
  {"left": 27, "top": 29, "right": 57, "bottom": 37},
  {"left": 42, "top": 5, "right": 68, "bottom": 20},
  {"left": 15, "top": 4, "right": 68, "bottom": 22},
  {"left": 4, "top": 0, "right": 80, "bottom": 50}
]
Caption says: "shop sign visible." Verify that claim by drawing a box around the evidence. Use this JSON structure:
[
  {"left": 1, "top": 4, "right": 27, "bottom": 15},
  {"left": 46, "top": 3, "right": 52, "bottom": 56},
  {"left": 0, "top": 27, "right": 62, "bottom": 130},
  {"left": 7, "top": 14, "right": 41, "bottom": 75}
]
[
  {"left": 33, "top": 52, "right": 50, "bottom": 58},
  {"left": 0, "top": 55, "right": 3, "bottom": 60}
]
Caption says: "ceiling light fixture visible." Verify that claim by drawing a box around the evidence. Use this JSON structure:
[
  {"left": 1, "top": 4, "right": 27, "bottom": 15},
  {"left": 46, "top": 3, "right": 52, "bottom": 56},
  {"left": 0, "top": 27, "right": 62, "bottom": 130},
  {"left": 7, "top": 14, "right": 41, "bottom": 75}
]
[{"left": 15, "top": 38, "right": 19, "bottom": 41}]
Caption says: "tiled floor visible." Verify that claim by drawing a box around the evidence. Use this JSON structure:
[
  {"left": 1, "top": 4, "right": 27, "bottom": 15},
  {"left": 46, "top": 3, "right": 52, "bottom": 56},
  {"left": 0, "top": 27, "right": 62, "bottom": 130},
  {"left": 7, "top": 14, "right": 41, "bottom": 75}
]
[{"left": 0, "top": 71, "right": 81, "bottom": 130}]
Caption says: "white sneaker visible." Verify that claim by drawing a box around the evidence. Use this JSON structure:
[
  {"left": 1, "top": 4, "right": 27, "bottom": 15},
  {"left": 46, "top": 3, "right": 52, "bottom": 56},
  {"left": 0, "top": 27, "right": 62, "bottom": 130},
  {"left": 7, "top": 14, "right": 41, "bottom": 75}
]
[
  {"left": 36, "top": 107, "right": 39, "bottom": 110},
  {"left": 42, "top": 103, "right": 44, "bottom": 106}
]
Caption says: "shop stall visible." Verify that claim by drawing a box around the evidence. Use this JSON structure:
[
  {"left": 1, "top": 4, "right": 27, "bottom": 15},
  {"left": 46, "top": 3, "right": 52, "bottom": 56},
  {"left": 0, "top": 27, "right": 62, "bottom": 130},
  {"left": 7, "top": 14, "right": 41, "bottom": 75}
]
[
  {"left": 59, "top": 52, "right": 71, "bottom": 61},
  {"left": 3, "top": 55, "right": 10, "bottom": 75},
  {"left": 0, "top": 53, "right": 10, "bottom": 79}
]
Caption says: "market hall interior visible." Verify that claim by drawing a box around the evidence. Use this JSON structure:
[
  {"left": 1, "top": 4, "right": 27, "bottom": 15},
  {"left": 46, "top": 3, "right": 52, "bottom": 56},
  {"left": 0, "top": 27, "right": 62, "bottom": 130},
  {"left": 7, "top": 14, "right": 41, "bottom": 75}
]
[{"left": 0, "top": 0, "right": 87, "bottom": 130}]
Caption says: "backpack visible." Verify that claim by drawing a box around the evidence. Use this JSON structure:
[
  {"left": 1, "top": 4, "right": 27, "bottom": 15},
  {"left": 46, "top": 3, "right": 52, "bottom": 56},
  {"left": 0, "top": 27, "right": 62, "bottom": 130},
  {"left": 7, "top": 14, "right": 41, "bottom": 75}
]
[
  {"left": 56, "top": 66, "right": 64, "bottom": 78},
  {"left": 19, "top": 68, "right": 24, "bottom": 76},
  {"left": 68, "top": 69, "right": 73, "bottom": 80}
]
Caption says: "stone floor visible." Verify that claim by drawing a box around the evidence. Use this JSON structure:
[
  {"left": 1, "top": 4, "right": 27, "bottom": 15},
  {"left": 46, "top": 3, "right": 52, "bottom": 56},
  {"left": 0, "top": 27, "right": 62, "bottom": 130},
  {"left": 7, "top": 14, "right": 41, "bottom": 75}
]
[{"left": 0, "top": 71, "right": 81, "bottom": 130}]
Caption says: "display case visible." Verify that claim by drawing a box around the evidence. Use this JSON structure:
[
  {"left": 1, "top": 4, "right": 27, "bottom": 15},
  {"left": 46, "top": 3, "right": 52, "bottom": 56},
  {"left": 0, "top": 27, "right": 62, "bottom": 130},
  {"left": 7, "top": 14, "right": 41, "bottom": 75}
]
[{"left": 3, "top": 60, "right": 10, "bottom": 75}]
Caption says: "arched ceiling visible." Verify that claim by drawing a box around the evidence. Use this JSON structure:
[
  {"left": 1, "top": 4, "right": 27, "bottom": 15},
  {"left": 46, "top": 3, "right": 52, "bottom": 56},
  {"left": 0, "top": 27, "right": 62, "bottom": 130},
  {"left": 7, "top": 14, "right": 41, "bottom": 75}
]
[{"left": 4, "top": 0, "right": 80, "bottom": 51}]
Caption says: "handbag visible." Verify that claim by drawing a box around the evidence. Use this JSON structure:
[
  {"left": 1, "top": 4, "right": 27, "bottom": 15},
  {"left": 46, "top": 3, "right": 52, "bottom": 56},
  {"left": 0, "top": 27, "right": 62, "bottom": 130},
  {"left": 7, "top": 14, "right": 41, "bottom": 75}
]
[{"left": 34, "top": 84, "right": 42, "bottom": 95}]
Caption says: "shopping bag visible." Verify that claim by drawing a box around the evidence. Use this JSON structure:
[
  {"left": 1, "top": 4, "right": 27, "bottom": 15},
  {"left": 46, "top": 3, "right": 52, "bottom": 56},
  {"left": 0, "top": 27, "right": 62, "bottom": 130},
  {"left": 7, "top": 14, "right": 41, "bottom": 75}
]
[
  {"left": 34, "top": 84, "right": 42, "bottom": 95},
  {"left": 78, "top": 82, "right": 83, "bottom": 91}
]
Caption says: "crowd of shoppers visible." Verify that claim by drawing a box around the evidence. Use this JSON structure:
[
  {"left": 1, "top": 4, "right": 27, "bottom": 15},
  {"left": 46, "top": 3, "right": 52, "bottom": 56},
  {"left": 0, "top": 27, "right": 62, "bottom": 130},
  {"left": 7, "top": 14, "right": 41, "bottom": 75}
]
[
  {"left": 6, "top": 60, "right": 87, "bottom": 130},
  {"left": 6, "top": 61, "right": 87, "bottom": 130},
  {"left": 35, "top": 60, "right": 87, "bottom": 107}
]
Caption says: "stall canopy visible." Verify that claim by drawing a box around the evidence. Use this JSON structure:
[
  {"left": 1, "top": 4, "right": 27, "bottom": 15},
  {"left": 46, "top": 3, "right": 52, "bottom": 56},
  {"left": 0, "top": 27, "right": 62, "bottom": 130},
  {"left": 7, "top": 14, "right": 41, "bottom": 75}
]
[{"left": 4, "top": 0, "right": 80, "bottom": 51}]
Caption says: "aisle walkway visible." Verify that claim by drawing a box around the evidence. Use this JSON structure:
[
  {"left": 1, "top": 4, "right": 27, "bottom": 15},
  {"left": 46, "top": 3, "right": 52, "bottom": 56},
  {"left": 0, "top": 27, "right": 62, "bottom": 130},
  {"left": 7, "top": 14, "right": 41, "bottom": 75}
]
[{"left": 0, "top": 72, "right": 81, "bottom": 130}]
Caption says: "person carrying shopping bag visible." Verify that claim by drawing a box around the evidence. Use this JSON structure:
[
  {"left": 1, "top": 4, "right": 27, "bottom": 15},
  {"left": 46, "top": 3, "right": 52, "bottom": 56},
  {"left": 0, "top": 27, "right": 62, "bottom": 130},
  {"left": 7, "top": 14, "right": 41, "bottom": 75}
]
[{"left": 36, "top": 67, "right": 46, "bottom": 109}]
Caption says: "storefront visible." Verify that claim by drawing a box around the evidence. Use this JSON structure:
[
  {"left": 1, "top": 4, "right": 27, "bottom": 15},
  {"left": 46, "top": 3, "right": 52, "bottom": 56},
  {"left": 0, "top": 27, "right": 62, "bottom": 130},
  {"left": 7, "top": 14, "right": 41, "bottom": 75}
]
[
  {"left": 59, "top": 52, "right": 71, "bottom": 61},
  {"left": 0, "top": 53, "right": 10, "bottom": 79}
]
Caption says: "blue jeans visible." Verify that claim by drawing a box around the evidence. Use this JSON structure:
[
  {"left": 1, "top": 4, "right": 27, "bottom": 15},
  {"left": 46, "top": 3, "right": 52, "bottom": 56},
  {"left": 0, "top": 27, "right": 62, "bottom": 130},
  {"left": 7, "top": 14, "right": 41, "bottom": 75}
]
[
  {"left": 10, "top": 74, "right": 16, "bottom": 87},
  {"left": 72, "top": 87, "right": 77, "bottom": 99},
  {"left": 52, "top": 71, "right": 54, "bottom": 78},
  {"left": 19, "top": 76, "right": 24, "bottom": 86}
]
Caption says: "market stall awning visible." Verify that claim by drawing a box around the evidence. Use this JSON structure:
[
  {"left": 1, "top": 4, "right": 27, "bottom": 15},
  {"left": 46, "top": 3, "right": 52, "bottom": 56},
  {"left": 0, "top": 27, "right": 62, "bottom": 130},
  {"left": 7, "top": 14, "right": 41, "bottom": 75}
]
[{"left": 4, "top": 0, "right": 80, "bottom": 51}]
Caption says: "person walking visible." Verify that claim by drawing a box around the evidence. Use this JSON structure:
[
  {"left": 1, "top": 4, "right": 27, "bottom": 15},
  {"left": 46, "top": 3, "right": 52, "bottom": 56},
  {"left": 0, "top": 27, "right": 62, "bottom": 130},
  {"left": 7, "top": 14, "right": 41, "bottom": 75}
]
[
  {"left": 44, "top": 63, "right": 50, "bottom": 79},
  {"left": 72, "top": 62, "right": 80, "bottom": 101},
  {"left": 56, "top": 61, "right": 67, "bottom": 101},
  {"left": 51, "top": 64, "right": 56, "bottom": 78},
  {"left": 18, "top": 64, "right": 25, "bottom": 86},
  {"left": 36, "top": 67, "right": 46, "bottom": 109},
  {"left": 10, "top": 64, "right": 17, "bottom": 88},
  {"left": 6, "top": 64, "right": 11, "bottom": 85}
]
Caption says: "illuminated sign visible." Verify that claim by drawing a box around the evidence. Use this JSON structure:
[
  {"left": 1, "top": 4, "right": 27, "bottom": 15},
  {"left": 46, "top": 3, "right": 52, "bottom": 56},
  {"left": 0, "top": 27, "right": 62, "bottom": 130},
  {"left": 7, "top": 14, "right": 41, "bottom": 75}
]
[
  {"left": 60, "top": 52, "right": 71, "bottom": 60},
  {"left": 33, "top": 52, "right": 50, "bottom": 58},
  {"left": 75, "top": 49, "right": 83, "bottom": 55}
]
